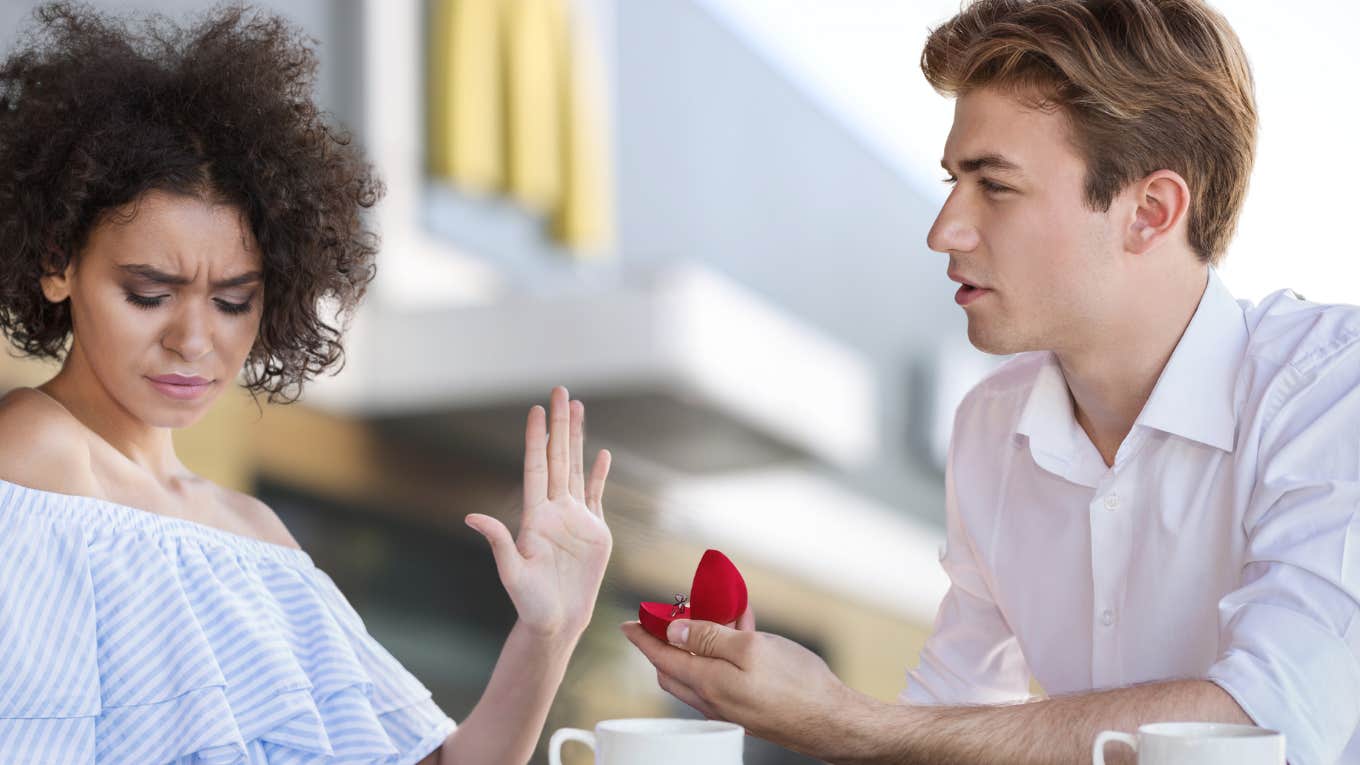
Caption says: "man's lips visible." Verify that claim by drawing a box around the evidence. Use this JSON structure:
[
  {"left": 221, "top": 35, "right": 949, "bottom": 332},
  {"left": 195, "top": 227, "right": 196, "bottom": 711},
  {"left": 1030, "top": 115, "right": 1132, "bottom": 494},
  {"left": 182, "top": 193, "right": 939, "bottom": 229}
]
[
  {"left": 955, "top": 284, "right": 992, "bottom": 306},
  {"left": 948, "top": 272, "right": 993, "bottom": 307},
  {"left": 946, "top": 270, "right": 987, "bottom": 290}
]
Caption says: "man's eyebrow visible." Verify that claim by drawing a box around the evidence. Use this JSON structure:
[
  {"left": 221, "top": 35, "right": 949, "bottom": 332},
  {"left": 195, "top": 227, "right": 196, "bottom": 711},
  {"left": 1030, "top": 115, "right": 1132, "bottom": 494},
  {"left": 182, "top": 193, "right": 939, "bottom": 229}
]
[
  {"left": 118, "top": 264, "right": 262, "bottom": 288},
  {"left": 940, "top": 153, "right": 1024, "bottom": 175}
]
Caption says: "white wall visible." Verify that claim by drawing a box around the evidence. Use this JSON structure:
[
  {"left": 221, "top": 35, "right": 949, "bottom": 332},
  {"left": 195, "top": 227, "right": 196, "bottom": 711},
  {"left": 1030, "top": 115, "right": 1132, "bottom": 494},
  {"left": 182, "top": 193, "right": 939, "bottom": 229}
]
[{"left": 704, "top": 0, "right": 1360, "bottom": 306}]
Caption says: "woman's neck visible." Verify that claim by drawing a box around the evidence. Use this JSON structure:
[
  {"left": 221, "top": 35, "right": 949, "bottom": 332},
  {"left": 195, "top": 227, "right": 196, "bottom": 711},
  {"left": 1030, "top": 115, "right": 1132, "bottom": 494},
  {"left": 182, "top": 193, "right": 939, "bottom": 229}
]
[{"left": 37, "top": 345, "right": 186, "bottom": 485}]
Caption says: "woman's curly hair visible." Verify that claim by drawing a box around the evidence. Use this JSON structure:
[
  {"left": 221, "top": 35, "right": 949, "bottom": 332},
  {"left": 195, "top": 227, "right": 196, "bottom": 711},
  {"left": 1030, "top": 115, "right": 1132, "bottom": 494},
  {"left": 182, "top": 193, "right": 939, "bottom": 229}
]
[{"left": 0, "top": 2, "right": 383, "bottom": 404}]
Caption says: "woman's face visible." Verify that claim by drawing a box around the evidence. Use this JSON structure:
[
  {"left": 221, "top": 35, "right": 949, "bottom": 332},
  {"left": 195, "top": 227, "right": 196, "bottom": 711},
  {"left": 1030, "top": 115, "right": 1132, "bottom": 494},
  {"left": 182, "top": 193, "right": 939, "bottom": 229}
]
[{"left": 41, "top": 190, "right": 264, "bottom": 428}]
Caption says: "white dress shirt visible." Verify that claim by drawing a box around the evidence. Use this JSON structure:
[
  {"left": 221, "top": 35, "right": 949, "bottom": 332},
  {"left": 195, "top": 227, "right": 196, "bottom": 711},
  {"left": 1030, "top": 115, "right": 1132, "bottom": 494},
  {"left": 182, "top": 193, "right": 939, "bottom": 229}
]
[{"left": 902, "top": 268, "right": 1360, "bottom": 765}]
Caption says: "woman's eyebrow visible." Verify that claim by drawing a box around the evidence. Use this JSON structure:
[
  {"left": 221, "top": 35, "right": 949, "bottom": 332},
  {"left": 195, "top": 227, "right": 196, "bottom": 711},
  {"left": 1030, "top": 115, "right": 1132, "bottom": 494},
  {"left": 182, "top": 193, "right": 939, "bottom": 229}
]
[{"left": 117, "top": 263, "right": 262, "bottom": 288}]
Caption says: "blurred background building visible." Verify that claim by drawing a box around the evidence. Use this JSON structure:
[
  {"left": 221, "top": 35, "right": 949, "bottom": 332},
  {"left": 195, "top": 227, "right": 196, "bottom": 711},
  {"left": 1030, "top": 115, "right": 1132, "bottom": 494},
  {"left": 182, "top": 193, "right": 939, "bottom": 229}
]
[{"left": 1, "top": 1, "right": 1356, "bottom": 762}]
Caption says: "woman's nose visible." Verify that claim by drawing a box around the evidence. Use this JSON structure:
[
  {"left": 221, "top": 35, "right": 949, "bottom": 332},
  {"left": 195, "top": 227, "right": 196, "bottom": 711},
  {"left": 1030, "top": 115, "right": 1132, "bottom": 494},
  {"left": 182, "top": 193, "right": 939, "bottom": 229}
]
[{"left": 161, "top": 304, "right": 213, "bottom": 362}]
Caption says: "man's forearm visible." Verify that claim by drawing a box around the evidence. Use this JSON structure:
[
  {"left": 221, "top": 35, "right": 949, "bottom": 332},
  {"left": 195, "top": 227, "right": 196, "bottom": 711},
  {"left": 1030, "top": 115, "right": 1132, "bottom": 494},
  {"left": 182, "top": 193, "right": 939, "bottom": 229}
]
[
  {"left": 831, "top": 679, "right": 1252, "bottom": 765},
  {"left": 438, "top": 620, "right": 579, "bottom": 765}
]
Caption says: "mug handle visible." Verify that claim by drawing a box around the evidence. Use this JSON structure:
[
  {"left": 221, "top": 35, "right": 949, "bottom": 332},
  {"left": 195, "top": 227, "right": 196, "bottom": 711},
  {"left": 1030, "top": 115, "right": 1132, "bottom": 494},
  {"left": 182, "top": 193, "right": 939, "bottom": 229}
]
[
  {"left": 550, "top": 728, "right": 597, "bottom": 765},
  {"left": 1093, "top": 731, "right": 1138, "bottom": 764}
]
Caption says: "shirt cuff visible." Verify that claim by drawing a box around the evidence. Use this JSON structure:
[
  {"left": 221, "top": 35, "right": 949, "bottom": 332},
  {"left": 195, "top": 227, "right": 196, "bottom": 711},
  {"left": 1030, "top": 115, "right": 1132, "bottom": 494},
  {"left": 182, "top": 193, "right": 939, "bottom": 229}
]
[{"left": 1206, "top": 602, "right": 1360, "bottom": 765}]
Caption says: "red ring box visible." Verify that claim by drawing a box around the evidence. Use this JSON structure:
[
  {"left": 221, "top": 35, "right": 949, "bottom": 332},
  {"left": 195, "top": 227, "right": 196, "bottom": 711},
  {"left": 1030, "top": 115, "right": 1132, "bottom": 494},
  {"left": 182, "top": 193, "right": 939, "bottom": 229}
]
[{"left": 639, "top": 549, "right": 748, "bottom": 641}]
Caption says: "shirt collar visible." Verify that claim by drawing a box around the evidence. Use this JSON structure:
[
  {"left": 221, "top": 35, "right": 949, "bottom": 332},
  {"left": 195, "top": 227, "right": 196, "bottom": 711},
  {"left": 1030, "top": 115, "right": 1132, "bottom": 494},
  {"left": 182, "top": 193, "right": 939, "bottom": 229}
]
[
  {"left": 1132, "top": 267, "right": 1246, "bottom": 452},
  {"left": 1015, "top": 268, "right": 1247, "bottom": 466},
  {"left": 1014, "top": 353, "right": 1094, "bottom": 477}
]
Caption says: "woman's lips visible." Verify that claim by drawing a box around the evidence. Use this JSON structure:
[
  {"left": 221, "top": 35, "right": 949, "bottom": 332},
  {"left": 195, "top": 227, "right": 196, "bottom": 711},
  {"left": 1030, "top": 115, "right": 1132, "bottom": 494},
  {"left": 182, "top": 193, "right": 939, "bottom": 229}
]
[
  {"left": 955, "top": 284, "right": 993, "bottom": 306},
  {"left": 146, "top": 376, "right": 214, "bottom": 400}
]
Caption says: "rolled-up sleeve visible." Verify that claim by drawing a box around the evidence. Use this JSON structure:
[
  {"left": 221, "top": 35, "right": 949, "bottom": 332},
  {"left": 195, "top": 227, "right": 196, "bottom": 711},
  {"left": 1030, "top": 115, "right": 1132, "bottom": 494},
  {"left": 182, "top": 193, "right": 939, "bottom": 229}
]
[
  {"left": 1207, "top": 357, "right": 1360, "bottom": 765},
  {"left": 901, "top": 424, "right": 1031, "bottom": 706}
]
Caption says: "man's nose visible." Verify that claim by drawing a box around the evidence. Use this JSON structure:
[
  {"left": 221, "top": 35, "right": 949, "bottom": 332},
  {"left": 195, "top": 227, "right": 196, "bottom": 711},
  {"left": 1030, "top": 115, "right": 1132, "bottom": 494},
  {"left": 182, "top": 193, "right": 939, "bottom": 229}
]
[{"left": 926, "top": 197, "right": 980, "bottom": 254}]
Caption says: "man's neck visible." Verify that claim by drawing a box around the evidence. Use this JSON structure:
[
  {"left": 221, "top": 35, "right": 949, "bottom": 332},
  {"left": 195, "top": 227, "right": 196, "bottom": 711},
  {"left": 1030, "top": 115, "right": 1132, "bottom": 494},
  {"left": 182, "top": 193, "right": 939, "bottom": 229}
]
[{"left": 1055, "top": 266, "right": 1210, "bottom": 467}]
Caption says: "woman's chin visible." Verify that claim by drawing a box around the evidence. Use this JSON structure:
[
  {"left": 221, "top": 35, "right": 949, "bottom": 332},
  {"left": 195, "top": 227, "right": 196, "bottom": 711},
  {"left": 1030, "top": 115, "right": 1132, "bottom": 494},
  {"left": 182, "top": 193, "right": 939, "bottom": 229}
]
[
  {"left": 146, "top": 407, "right": 212, "bottom": 430},
  {"left": 137, "top": 386, "right": 220, "bottom": 428}
]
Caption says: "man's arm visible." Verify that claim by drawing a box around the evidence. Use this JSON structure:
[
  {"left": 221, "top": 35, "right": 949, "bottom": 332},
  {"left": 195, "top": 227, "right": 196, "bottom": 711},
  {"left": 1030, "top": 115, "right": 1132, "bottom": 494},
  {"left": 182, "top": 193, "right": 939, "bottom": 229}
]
[
  {"left": 903, "top": 400, "right": 1032, "bottom": 706},
  {"left": 622, "top": 620, "right": 1252, "bottom": 765},
  {"left": 851, "top": 677, "right": 1250, "bottom": 765}
]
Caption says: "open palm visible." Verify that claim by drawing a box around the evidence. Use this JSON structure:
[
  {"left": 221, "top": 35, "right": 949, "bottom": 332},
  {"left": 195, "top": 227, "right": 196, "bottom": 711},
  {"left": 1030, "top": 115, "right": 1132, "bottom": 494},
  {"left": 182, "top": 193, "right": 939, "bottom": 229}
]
[{"left": 465, "top": 387, "right": 613, "bottom": 637}]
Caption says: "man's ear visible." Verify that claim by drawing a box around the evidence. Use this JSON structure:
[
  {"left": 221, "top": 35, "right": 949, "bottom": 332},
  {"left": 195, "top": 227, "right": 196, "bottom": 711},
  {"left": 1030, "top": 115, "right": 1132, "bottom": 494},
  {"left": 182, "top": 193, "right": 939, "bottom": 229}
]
[
  {"left": 1124, "top": 170, "right": 1190, "bottom": 256},
  {"left": 39, "top": 244, "right": 74, "bottom": 304}
]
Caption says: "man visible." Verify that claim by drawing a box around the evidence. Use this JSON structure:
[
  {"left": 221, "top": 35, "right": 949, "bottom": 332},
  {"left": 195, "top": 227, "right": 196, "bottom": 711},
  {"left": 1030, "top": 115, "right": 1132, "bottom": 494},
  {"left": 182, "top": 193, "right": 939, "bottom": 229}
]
[{"left": 622, "top": 1, "right": 1360, "bottom": 763}]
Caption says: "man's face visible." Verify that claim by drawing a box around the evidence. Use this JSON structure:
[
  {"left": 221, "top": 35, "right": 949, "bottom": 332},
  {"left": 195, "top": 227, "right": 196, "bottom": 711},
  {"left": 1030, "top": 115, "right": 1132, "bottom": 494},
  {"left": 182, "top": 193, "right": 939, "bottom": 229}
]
[
  {"left": 929, "top": 87, "right": 1124, "bottom": 356},
  {"left": 42, "top": 190, "right": 264, "bottom": 428}
]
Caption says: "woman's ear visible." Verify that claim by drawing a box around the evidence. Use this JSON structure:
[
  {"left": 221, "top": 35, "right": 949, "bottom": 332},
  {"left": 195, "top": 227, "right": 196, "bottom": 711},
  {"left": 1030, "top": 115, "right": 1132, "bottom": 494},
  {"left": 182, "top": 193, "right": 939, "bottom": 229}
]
[
  {"left": 39, "top": 244, "right": 73, "bottom": 303},
  {"left": 1123, "top": 169, "right": 1191, "bottom": 256}
]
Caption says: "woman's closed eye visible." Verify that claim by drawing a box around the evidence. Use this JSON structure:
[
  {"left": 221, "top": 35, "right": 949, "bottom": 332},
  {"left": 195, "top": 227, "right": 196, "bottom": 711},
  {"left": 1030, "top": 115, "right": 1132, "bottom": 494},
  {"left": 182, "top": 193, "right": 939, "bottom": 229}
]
[{"left": 124, "top": 292, "right": 254, "bottom": 315}]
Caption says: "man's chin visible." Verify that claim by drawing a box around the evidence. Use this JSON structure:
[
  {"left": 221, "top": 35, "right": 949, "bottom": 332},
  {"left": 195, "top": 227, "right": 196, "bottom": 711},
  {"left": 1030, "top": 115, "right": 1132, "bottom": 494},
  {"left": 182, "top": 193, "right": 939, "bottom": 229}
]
[{"left": 966, "top": 323, "right": 1028, "bottom": 357}]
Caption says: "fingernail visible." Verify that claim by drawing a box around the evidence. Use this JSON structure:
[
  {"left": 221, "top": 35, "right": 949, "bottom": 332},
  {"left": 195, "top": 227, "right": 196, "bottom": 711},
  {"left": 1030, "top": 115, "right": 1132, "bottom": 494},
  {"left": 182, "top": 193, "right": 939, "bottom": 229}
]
[{"left": 668, "top": 623, "right": 689, "bottom": 646}]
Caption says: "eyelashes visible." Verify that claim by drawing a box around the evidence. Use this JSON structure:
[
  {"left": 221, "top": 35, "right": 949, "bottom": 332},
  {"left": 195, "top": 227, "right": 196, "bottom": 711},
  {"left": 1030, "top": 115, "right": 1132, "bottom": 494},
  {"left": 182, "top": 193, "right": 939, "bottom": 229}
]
[
  {"left": 941, "top": 176, "right": 1012, "bottom": 194},
  {"left": 123, "top": 293, "right": 254, "bottom": 316}
]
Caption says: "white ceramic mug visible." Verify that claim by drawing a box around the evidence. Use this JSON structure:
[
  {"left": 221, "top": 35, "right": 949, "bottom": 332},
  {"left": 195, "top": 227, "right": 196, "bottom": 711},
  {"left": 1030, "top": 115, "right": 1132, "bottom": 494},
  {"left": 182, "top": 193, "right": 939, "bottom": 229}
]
[
  {"left": 549, "top": 718, "right": 744, "bottom": 765},
  {"left": 1092, "top": 722, "right": 1284, "bottom": 764}
]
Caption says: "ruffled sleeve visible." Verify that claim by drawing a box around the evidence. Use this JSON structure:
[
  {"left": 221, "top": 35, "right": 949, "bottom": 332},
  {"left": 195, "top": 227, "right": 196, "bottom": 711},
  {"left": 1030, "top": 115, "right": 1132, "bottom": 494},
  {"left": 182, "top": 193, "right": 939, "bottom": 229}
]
[{"left": 0, "top": 478, "right": 457, "bottom": 765}]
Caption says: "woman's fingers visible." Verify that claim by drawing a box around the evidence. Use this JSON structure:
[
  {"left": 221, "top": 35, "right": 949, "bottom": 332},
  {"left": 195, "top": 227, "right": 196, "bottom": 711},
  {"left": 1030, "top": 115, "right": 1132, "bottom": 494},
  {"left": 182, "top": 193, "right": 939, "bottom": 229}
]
[
  {"left": 523, "top": 405, "right": 548, "bottom": 508},
  {"left": 465, "top": 513, "right": 522, "bottom": 585},
  {"left": 569, "top": 399, "right": 585, "bottom": 501},
  {"left": 586, "top": 449, "right": 612, "bottom": 518},
  {"left": 547, "top": 387, "right": 571, "bottom": 500},
  {"left": 528, "top": 387, "right": 601, "bottom": 511}
]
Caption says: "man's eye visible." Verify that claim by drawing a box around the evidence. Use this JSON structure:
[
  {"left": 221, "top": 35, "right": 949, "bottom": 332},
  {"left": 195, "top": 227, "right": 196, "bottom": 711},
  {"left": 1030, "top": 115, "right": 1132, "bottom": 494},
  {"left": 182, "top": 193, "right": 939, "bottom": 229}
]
[{"left": 941, "top": 176, "right": 1010, "bottom": 194}]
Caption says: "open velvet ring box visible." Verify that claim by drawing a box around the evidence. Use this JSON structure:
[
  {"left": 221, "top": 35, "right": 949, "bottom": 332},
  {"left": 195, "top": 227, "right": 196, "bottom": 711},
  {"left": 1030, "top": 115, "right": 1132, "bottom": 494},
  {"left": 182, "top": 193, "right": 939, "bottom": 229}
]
[{"left": 639, "top": 549, "right": 748, "bottom": 641}]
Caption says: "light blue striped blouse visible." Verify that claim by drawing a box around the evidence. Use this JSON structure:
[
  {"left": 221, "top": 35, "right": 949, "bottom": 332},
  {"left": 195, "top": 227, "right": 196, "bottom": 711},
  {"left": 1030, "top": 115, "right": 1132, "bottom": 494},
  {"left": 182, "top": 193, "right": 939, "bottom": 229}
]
[{"left": 0, "top": 477, "right": 457, "bottom": 764}]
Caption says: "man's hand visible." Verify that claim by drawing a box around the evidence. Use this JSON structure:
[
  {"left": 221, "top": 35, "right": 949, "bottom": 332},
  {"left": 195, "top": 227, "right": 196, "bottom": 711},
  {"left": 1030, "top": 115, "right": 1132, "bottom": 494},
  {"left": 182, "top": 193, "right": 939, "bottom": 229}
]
[
  {"left": 621, "top": 617, "right": 876, "bottom": 757},
  {"left": 626, "top": 614, "right": 1257, "bottom": 765}
]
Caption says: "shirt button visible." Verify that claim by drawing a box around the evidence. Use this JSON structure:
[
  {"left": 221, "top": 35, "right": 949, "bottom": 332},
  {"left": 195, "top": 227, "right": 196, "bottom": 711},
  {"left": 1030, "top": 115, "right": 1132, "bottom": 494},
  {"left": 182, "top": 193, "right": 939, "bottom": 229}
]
[
  {"left": 1103, "top": 493, "right": 1119, "bottom": 511},
  {"left": 1101, "top": 609, "right": 1115, "bottom": 627}
]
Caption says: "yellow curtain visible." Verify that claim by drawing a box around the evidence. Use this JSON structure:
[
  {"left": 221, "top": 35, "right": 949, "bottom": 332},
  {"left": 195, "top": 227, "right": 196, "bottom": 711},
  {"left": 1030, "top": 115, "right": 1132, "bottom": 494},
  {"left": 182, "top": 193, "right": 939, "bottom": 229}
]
[
  {"left": 550, "top": 2, "right": 612, "bottom": 254},
  {"left": 427, "top": 0, "right": 614, "bottom": 255},
  {"left": 428, "top": 0, "right": 504, "bottom": 193},
  {"left": 504, "top": 0, "right": 563, "bottom": 213}
]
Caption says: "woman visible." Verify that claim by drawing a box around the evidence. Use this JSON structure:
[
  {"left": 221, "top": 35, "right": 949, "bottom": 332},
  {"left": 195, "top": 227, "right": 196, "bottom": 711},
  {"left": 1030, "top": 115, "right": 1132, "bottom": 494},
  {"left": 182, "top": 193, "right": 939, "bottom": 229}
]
[{"left": 0, "top": 4, "right": 612, "bottom": 764}]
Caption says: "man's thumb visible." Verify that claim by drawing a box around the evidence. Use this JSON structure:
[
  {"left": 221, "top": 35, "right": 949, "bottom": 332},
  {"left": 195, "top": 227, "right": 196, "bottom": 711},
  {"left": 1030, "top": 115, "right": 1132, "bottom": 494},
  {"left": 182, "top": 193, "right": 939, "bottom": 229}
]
[{"left": 668, "top": 619, "right": 740, "bottom": 661}]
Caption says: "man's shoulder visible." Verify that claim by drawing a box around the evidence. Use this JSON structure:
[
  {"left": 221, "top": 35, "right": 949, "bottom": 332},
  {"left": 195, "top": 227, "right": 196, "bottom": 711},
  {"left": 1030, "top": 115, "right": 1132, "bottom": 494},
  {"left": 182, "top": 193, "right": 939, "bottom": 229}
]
[
  {"left": 957, "top": 351, "right": 1051, "bottom": 413},
  {"left": 0, "top": 387, "right": 97, "bottom": 495},
  {"left": 944, "top": 351, "right": 1052, "bottom": 456},
  {"left": 1242, "top": 289, "right": 1360, "bottom": 378}
]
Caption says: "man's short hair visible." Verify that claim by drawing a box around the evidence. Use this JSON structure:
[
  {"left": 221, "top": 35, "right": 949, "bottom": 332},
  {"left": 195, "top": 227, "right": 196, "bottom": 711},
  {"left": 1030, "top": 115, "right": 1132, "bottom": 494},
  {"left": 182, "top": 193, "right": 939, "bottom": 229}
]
[{"left": 922, "top": 0, "right": 1256, "bottom": 265}]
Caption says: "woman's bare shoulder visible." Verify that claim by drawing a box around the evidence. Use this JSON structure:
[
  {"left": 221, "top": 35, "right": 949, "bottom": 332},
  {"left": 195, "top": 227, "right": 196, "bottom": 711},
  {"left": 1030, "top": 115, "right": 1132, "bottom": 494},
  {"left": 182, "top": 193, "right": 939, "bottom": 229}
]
[
  {"left": 215, "top": 484, "right": 303, "bottom": 551},
  {"left": 0, "top": 386, "right": 98, "bottom": 495}
]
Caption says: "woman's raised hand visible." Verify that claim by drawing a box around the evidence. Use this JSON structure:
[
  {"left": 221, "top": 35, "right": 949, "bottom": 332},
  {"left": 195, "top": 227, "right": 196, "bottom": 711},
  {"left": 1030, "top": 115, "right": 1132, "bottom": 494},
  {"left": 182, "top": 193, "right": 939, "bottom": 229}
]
[{"left": 465, "top": 387, "right": 613, "bottom": 639}]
